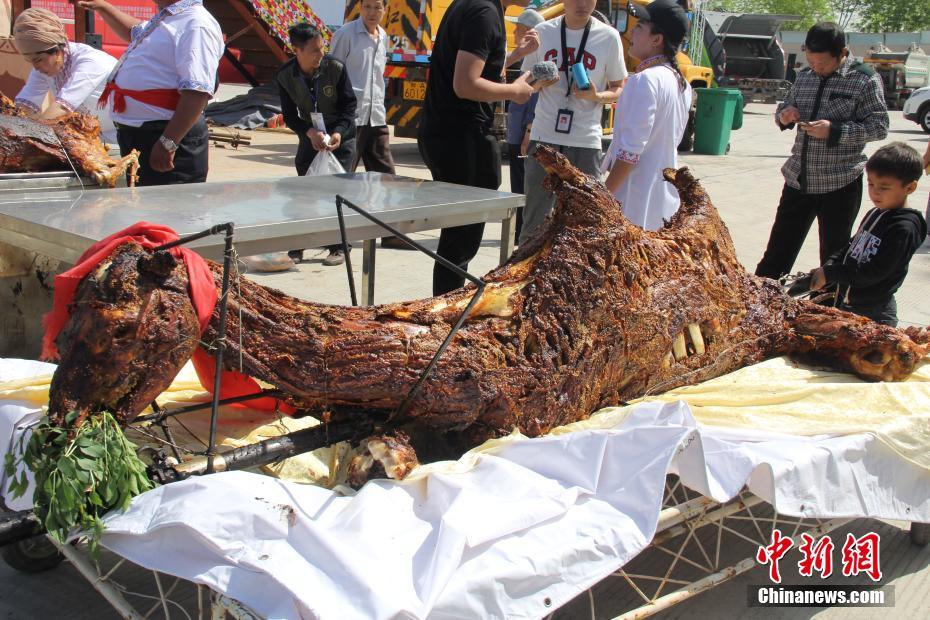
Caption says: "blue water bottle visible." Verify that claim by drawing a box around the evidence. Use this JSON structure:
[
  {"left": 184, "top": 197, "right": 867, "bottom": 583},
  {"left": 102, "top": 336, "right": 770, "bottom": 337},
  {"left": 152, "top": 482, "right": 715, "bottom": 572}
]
[{"left": 571, "top": 62, "right": 591, "bottom": 90}]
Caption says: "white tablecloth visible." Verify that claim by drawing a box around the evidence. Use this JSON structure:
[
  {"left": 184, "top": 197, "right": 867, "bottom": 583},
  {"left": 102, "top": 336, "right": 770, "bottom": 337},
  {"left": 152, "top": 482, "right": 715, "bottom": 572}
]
[{"left": 2, "top": 359, "right": 928, "bottom": 619}]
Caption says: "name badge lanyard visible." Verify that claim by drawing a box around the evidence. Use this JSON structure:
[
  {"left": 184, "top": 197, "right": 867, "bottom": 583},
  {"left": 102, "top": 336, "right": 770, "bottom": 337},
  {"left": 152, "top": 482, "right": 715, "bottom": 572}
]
[
  {"left": 561, "top": 17, "right": 592, "bottom": 98},
  {"left": 309, "top": 74, "right": 327, "bottom": 134}
]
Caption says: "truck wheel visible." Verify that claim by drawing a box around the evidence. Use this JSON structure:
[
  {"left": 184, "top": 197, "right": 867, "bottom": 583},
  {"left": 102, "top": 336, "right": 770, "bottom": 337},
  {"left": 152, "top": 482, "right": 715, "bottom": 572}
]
[
  {"left": 919, "top": 104, "right": 930, "bottom": 133},
  {"left": 912, "top": 522, "right": 930, "bottom": 546},
  {"left": 1, "top": 536, "right": 63, "bottom": 572}
]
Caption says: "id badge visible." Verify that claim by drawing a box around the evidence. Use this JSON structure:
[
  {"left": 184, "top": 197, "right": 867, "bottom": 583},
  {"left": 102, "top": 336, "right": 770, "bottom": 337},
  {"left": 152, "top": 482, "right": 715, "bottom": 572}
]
[
  {"left": 310, "top": 112, "right": 327, "bottom": 134},
  {"left": 555, "top": 109, "right": 574, "bottom": 134}
]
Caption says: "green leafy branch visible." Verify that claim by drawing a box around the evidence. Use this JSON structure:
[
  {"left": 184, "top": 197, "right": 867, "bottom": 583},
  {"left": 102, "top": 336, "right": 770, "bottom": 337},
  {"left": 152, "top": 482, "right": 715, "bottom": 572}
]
[{"left": 3, "top": 410, "right": 154, "bottom": 557}]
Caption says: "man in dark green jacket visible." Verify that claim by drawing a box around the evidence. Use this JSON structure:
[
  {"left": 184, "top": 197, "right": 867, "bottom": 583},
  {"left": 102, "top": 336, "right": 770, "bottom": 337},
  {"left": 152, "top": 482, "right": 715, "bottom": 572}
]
[{"left": 278, "top": 23, "right": 357, "bottom": 266}]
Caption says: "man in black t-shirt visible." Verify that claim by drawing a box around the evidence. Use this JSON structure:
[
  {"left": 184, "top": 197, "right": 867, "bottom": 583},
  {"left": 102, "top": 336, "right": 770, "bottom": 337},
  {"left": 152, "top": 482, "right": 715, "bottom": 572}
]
[{"left": 418, "top": 0, "right": 537, "bottom": 295}]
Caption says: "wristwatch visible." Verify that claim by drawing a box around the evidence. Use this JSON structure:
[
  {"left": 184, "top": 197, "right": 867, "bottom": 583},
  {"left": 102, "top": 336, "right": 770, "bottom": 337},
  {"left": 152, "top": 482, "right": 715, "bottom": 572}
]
[{"left": 158, "top": 135, "right": 179, "bottom": 153}]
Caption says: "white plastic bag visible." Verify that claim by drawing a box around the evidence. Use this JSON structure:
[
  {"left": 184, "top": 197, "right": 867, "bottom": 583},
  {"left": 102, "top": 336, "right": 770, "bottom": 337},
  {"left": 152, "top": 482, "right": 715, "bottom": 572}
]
[
  {"left": 241, "top": 252, "right": 295, "bottom": 273},
  {"left": 306, "top": 150, "right": 345, "bottom": 176}
]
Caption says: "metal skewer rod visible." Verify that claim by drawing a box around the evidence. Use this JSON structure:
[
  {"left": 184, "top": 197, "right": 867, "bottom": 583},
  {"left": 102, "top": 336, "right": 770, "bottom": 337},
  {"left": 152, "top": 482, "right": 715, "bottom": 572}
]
[
  {"left": 152, "top": 223, "right": 236, "bottom": 253},
  {"left": 206, "top": 223, "right": 235, "bottom": 474},
  {"left": 135, "top": 389, "right": 283, "bottom": 424},
  {"left": 333, "top": 195, "right": 486, "bottom": 420}
]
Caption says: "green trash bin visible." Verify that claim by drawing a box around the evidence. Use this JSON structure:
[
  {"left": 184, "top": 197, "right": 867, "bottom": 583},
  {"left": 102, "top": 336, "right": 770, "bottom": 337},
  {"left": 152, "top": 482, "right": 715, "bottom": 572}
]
[{"left": 693, "top": 88, "right": 743, "bottom": 155}]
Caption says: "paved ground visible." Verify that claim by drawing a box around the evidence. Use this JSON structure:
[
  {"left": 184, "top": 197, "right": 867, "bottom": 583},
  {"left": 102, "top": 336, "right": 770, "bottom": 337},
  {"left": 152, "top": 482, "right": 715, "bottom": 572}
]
[{"left": 1, "top": 102, "right": 928, "bottom": 618}]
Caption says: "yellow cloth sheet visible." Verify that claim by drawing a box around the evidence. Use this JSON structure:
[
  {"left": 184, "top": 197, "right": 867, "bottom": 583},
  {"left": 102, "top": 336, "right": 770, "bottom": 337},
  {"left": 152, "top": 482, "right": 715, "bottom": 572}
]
[
  {"left": 0, "top": 364, "right": 352, "bottom": 486},
  {"left": 588, "top": 357, "right": 930, "bottom": 471},
  {"left": 4, "top": 357, "right": 930, "bottom": 479}
]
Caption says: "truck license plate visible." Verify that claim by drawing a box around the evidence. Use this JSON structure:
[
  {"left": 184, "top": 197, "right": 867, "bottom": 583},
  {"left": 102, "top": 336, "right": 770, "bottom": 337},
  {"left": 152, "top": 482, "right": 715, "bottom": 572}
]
[{"left": 403, "top": 81, "right": 426, "bottom": 101}]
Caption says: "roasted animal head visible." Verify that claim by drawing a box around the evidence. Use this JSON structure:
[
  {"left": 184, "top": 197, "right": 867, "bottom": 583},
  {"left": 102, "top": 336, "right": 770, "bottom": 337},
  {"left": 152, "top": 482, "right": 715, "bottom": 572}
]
[{"left": 48, "top": 243, "right": 200, "bottom": 427}]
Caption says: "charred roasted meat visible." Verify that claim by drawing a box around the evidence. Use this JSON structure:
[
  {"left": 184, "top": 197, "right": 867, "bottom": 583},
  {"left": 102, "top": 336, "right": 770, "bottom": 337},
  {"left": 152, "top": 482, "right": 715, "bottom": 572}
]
[
  {"left": 48, "top": 247, "right": 200, "bottom": 427},
  {"left": 47, "top": 146, "right": 930, "bottom": 470},
  {"left": 0, "top": 95, "right": 139, "bottom": 187}
]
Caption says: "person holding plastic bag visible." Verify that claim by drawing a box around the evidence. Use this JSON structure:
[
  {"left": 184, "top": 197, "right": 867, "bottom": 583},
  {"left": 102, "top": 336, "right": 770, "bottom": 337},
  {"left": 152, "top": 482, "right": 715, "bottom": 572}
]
[{"left": 277, "top": 22, "right": 357, "bottom": 266}]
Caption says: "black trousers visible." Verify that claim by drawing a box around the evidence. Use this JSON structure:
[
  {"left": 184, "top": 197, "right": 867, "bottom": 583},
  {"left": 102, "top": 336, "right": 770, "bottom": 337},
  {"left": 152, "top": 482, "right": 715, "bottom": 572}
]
[
  {"left": 353, "top": 124, "right": 395, "bottom": 173},
  {"left": 507, "top": 143, "right": 525, "bottom": 242},
  {"left": 296, "top": 134, "right": 356, "bottom": 252},
  {"left": 755, "top": 176, "right": 863, "bottom": 280},
  {"left": 117, "top": 117, "right": 209, "bottom": 186},
  {"left": 418, "top": 126, "right": 501, "bottom": 295}
]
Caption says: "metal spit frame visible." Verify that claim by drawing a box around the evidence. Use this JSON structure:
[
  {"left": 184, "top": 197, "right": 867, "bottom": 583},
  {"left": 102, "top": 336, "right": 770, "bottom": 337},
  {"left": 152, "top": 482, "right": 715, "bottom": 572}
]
[
  {"left": 0, "top": 200, "right": 493, "bottom": 613},
  {"left": 1, "top": 191, "right": 487, "bottom": 544},
  {"left": 547, "top": 478, "right": 855, "bottom": 619},
  {"left": 131, "top": 195, "right": 486, "bottom": 483}
]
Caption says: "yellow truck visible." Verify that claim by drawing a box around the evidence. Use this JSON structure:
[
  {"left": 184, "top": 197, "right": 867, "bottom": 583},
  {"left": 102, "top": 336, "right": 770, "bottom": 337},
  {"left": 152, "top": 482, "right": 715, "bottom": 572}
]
[{"left": 343, "top": 0, "right": 713, "bottom": 138}]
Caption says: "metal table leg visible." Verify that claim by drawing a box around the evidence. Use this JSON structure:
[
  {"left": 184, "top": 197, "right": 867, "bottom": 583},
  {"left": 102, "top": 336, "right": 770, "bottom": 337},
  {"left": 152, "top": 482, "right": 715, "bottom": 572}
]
[
  {"left": 499, "top": 209, "right": 516, "bottom": 264},
  {"left": 361, "top": 239, "right": 377, "bottom": 306}
]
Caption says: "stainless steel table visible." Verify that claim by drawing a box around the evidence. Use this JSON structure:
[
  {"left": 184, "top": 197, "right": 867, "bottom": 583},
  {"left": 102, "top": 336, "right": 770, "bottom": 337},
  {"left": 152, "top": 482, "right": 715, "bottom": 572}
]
[
  {"left": 0, "top": 172, "right": 522, "bottom": 306},
  {"left": 0, "top": 171, "right": 87, "bottom": 193},
  {"left": 0, "top": 171, "right": 129, "bottom": 193}
]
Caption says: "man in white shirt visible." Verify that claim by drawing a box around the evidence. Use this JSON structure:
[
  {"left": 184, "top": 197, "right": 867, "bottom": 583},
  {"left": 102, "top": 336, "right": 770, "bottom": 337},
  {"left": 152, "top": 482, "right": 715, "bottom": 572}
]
[
  {"left": 519, "top": 0, "right": 627, "bottom": 244},
  {"left": 331, "top": 0, "right": 408, "bottom": 249},
  {"left": 77, "top": 0, "right": 223, "bottom": 185},
  {"left": 330, "top": 0, "right": 394, "bottom": 177}
]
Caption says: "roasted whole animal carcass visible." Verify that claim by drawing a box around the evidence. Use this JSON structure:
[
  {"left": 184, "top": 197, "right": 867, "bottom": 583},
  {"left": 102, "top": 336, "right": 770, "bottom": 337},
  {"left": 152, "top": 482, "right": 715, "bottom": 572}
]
[
  {"left": 0, "top": 95, "right": 138, "bottom": 187},
  {"left": 47, "top": 146, "right": 930, "bottom": 477}
]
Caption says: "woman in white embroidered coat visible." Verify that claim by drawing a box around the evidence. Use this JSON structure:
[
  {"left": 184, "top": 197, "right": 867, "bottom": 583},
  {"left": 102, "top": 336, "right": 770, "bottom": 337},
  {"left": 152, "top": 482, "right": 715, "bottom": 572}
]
[
  {"left": 12, "top": 8, "right": 118, "bottom": 143},
  {"left": 603, "top": 0, "right": 691, "bottom": 231}
]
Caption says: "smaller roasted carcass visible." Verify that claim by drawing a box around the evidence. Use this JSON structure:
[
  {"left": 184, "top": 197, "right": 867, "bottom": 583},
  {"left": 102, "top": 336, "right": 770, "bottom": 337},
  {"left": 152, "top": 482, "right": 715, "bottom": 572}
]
[{"left": 0, "top": 95, "right": 139, "bottom": 187}]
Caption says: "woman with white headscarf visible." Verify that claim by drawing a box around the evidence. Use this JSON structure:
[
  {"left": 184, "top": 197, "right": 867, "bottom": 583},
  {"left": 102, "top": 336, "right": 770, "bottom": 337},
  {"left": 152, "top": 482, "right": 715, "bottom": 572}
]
[
  {"left": 602, "top": 0, "right": 692, "bottom": 230},
  {"left": 12, "top": 8, "right": 117, "bottom": 142}
]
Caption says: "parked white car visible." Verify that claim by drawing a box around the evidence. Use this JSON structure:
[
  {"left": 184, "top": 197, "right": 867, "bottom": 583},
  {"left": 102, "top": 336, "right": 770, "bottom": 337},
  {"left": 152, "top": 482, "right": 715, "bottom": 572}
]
[{"left": 903, "top": 85, "right": 930, "bottom": 133}]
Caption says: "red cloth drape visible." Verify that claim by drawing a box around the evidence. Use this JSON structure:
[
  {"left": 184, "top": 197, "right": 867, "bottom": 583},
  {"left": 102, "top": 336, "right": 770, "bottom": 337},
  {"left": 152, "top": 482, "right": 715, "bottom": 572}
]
[
  {"left": 98, "top": 82, "right": 181, "bottom": 114},
  {"left": 42, "top": 222, "right": 289, "bottom": 413}
]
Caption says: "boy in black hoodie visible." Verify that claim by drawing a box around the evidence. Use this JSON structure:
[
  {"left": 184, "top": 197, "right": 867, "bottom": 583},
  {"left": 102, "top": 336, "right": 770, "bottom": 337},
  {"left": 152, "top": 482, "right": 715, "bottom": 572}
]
[{"left": 809, "top": 142, "right": 927, "bottom": 326}]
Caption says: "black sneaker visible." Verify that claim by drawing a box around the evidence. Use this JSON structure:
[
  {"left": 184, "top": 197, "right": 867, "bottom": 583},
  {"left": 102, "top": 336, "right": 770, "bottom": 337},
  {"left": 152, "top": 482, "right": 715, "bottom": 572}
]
[
  {"left": 287, "top": 249, "right": 304, "bottom": 262},
  {"left": 322, "top": 248, "right": 346, "bottom": 266}
]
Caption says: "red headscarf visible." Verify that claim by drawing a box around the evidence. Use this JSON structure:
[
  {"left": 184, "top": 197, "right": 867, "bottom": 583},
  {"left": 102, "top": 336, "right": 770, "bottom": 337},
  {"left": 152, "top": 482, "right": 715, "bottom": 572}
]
[{"left": 43, "top": 222, "right": 289, "bottom": 413}]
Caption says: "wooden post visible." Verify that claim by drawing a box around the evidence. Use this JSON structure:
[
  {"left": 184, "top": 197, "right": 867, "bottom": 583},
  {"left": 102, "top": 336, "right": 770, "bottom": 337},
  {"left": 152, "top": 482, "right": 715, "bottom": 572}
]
[
  {"left": 227, "top": 0, "right": 288, "bottom": 63},
  {"left": 11, "top": 0, "right": 30, "bottom": 22},
  {"left": 73, "top": 4, "right": 85, "bottom": 44}
]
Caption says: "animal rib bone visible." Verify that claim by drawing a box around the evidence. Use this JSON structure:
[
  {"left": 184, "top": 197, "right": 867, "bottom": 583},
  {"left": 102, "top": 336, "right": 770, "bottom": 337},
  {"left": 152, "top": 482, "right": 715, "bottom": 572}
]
[
  {"left": 687, "top": 323, "right": 706, "bottom": 355},
  {"left": 672, "top": 332, "right": 688, "bottom": 361}
]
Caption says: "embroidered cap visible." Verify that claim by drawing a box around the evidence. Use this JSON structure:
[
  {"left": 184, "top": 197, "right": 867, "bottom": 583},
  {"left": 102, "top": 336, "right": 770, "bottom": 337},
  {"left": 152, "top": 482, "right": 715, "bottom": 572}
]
[{"left": 505, "top": 9, "right": 545, "bottom": 29}]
